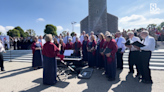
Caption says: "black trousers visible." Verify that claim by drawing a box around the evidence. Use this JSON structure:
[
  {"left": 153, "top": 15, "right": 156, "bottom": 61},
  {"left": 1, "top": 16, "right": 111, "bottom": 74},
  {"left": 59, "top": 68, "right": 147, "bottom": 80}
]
[
  {"left": 140, "top": 51, "right": 152, "bottom": 81},
  {"left": 116, "top": 51, "right": 124, "bottom": 69},
  {"left": 0, "top": 52, "right": 4, "bottom": 69},
  {"left": 128, "top": 51, "right": 141, "bottom": 75}
]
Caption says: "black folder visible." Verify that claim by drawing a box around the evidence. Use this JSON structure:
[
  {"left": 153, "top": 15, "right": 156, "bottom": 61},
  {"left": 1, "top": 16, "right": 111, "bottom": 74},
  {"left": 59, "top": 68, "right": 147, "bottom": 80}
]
[
  {"left": 104, "top": 48, "right": 112, "bottom": 54},
  {"left": 99, "top": 48, "right": 104, "bottom": 53},
  {"left": 131, "top": 41, "right": 145, "bottom": 47},
  {"left": 125, "top": 40, "right": 131, "bottom": 45}
]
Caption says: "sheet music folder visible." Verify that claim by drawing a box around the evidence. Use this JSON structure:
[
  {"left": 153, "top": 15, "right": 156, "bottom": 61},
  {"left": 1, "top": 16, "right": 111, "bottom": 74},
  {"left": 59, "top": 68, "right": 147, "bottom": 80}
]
[{"left": 125, "top": 40, "right": 145, "bottom": 47}]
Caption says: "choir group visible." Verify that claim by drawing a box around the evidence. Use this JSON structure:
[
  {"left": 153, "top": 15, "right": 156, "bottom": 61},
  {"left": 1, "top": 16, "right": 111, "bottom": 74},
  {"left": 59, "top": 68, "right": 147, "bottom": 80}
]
[{"left": 29, "top": 30, "right": 155, "bottom": 85}]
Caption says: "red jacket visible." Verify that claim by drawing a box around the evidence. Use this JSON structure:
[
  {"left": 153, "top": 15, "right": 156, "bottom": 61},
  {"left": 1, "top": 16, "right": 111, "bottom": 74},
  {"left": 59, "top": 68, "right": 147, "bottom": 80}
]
[
  {"left": 42, "top": 42, "right": 59, "bottom": 57},
  {"left": 66, "top": 42, "right": 73, "bottom": 49}
]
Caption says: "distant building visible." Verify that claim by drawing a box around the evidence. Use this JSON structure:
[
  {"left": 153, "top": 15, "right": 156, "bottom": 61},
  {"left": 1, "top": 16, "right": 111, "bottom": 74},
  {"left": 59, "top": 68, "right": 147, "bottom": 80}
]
[{"left": 80, "top": 0, "right": 118, "bottom": 35}]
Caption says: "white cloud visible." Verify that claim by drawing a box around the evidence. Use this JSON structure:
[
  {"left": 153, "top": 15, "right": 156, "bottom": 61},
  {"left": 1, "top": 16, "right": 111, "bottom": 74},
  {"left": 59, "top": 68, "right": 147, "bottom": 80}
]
[
  {"left": 65, "top": 29, "right": 70, "bottom": 31},
  {"left": 57, "top": 26, "right": 63, "bottom": 31},
  {"left": 74, "top": 23, "right": 80, "bottom": 27},
  {"left": 0, "top": 25, "right": 14, "bottom": 34},
  {"left": 119, "top": 14, "right": 164, "bottom": 31},
  {"left": 36, "top": 18, "right": 45, "bottom": 22},
  {"left": 125, "top": 5, "right": 145, "bottom": 14}
]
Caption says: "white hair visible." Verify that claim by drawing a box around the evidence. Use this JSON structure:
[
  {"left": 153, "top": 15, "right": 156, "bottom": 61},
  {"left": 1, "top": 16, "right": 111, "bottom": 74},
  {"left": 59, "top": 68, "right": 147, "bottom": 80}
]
[
  {"left": 68, "top": 38, "right": 72, "bottom": 41},
  {"left": 141, "top": 30, "right": 149, "bottom": 35},
  {"left": 127, "top": 31, "right": 134, "bottom": 35},
  {"left": 91, "top": 31, "right": 94, "bottom": 34}
]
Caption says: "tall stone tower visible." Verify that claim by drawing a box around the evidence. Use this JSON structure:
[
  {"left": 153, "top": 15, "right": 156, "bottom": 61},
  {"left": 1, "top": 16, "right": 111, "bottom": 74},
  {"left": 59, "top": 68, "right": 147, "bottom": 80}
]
[{"left": 80, "top": 0, "right": 118, "bottom": 35}]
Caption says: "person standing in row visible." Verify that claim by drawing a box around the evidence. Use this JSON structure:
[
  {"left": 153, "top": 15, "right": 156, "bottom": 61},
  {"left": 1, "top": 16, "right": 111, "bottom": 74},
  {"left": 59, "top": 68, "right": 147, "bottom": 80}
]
[
  {"left": 59, "top": 39, "right": 66, "bottom": 55},
  {"left": 0, "top": 40, "right": 5, "bottom": 71},
  {"left": 134, "top": 31, "right": 155, "bottom": 84},
  {"left": 115, "top": 32, "right": 126, "bottom": 70},
  {"left": 64, "top": 32, "right": 72, "bottom": 44},
  {"left": 72, "top": 33, "right": 77, "bottom": 43},
  {"left": 126, "top": 31, "right": 141, "bottom": 77},
  {"left": 87, "top": 35, "right": 97, "bottom": 67},
  {"left": 73, "top": 37, "right": 81, "bottom": 57},
  {"left": 104, "top": 35, "right": 118, "bottom": 81},
  {"left": 66, "top": 38, "right": 73, "bottom": 50},
  {"left": 96, "top": 33, "right": 106, "bottom": 69},
  {"left": 42, "top": 34, "right": 59, "bottom": 85},
  {"left": 82, "top": 34, "right": 89, "bottom": 63},
  {"left": 54, "top": 38, "right": 59, "bottom": 48},
  {"left": 80, "top": 31, "right": 86, "bottom": 44},
  {"left": 31, "top": 37, "right": 43, "bottom": 70}
]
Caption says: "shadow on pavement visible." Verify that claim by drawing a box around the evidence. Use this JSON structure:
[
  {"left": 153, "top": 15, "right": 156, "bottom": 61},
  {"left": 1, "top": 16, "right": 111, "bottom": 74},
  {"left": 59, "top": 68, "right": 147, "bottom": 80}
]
[
  {"left": 0, "top": 67, "right": 32, "bottom": 79},
  {"left": 112, "top": 74, "right": 152, "bottom": 92},
  {"left": 77, "top": 69, "right": 123, "bottom": 92},
  {"left": 20, "top": 78, "right": 69, "bottom": 92},
  {"left": 0, "top": 66, "right": 31, "bottom": 75}
]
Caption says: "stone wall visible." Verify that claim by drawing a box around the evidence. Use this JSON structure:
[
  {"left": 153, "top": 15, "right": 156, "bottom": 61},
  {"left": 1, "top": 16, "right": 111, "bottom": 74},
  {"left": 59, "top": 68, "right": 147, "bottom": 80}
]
[
  {"left": 107, "top": 13, "right": 118, "bottom": 33},
  {"left": 80, "top": 16, "right": 89, "bottom": 34}
]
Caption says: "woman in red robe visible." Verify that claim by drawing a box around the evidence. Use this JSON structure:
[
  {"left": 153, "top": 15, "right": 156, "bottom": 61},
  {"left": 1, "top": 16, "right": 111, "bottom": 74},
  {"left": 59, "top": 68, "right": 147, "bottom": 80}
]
[
  {"left": 103, "top": 35, "right": 118, "bottom": 81},
  {"left": 65, "top": 38, "right": 73, "bottom": 50},
  {"left": 31, "top": 36, "right": 43, "bottom": 70},
  {"left": 73, "top": 37, "right": 81, "bottom": 57},
  {"left": 87, "top": 35, "right": 97, "bottom": 67},
  {"left": 59, "top": 39, "right": 66, "bottom": 55},
  {"left": 42, "top": 34, "right": 59, "bottom": 85}
]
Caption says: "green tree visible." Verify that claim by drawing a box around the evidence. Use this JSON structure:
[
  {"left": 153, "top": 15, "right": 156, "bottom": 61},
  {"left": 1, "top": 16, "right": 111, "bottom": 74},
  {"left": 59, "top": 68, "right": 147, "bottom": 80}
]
[
  {"left": 0, "top": 32, "right": 2, "bottom": 35},
  {"left": 157, "top": 26, "right": 161, "bottom": 31},
  {"left": 147, "top": 24, "right": 157, "bottom": 29},
  {"left": 14, "top": 26, "right": 25, "bottom": 37},
  {"left": 71, "top": 32, "right": 76, "bottom": 37},
  {"left": 7, "top": 29, "right": 20, "bottom": 37},
  {"left": 61, "top": 31, "right": 67, "bottom": 37},
  {"left": 159, "top": 22, "right": 164, "bottom": 28},
  {"left": 26, "top": 29, "right": 36, "bottom": 36},
  {"left": 44, "top": 24, "right": 57, "bottom": 36}
]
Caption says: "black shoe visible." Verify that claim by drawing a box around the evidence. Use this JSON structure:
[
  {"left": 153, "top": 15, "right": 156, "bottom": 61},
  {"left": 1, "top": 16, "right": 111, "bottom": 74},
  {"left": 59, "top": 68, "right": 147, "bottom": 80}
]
[
  {"left": 141, "top": 80, "right": 153, "bottom": 84},
  {"left": 1, "top": 68, "right": 5, "bottom": 71},
  {"left": 108, "top": 78, "right": 116, "bottom": 81}
]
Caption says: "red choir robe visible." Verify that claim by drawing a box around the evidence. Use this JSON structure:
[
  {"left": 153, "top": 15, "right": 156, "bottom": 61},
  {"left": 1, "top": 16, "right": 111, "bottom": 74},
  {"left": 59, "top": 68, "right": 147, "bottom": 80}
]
[
  {"left": 42, "top": 42, "right": 59, "bottom": 57},
  {"left": 100, "top": 39, "right": 106, "bottom": 49},
  {"left": 54, "top": 42, "right": 59, "bottom": 48},
  {"left": 66, "top": 42, "right": 73, "bottom": 50},
  {"left": 104, "top": 39, "right": 118, "bottom": 63},
  {"left": 31, "top": 42, "right": 43, "bottom": 54},
  {"left": 73, "top": 41, "right": 82, "bottom": 54},
  {"left": 87, "top": 40, "right": 97, "bottom": 55}
]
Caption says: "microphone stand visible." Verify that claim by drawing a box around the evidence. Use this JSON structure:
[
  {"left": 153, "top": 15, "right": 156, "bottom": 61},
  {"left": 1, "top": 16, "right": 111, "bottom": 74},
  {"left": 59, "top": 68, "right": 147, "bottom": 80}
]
[{"left": 9, "top": 39, "right": 12, "bottom": 62}]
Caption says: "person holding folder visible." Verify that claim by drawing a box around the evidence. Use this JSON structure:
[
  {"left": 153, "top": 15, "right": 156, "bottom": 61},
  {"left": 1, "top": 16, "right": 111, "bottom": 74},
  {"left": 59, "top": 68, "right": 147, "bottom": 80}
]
[
  {"left": 103, "top": 34, "right": 118, "bottom": 81},
  {"left": 115, "top": 32, "right": 126, "bottom": 70},
  {"left": 96, "top": 33, "right": 106, "bottom": 69},
  {"left": 126, "top": 31, "right": 141, "bottom": 77},
  {"left": 87, "top": 35, "right": 97, "bottom": 67},
  {"left": 134, "top": 31, "right": 155, "bottom": 84}
]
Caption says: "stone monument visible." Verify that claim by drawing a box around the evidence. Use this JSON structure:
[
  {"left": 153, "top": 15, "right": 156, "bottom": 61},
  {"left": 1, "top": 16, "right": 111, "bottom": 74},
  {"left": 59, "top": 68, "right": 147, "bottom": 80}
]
[{"left": 80, "top": 0, "right": 118, "bottom": 35}]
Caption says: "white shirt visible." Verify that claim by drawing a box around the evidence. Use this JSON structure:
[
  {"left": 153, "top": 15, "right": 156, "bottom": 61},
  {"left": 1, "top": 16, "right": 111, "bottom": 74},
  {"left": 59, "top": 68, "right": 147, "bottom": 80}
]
[
  {"left": 0, "top": 43, "right": 5, "bottom": 52},
  {"left": 128, "top": 36, "right": 141, "bottom": 51},
  {"left": 115, "top": 36, "right": 126, "bottom": 52},
  {"left": 64, "top": 36, "right": 72, "bottom": 44},
  {"left": 140, "top": 36, "right": 155, "bottom": 51},
  {"left": 89, "top": 35, "right": 97, "bottom": 41},
  {"left": 80, "top": 35, "right": 85, "bottom": 43},
  {"left": 38, "top": 39, "right": 46, "bottom": 46},
  {"left": 72, "top": 36, "right": 76, "bottom": 43}
]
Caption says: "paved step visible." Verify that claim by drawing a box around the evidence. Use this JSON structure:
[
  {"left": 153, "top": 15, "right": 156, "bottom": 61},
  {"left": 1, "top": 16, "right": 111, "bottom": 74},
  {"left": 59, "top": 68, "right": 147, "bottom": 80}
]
[{"left": 3, "top": 49, "right": 164, "bottom": 70}]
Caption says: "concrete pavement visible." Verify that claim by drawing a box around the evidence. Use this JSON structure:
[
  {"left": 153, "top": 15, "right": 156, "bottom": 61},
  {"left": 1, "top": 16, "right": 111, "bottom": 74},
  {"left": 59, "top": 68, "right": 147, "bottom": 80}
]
[{"left": 0, "top": 62, "right": 164, "bottom": 92}]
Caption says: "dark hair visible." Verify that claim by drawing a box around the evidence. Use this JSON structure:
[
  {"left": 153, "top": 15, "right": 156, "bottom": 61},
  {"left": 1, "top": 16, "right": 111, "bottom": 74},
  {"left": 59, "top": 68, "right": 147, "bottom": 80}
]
[{"left": 107, "top": 35, "right": 113, "bottom": 39}]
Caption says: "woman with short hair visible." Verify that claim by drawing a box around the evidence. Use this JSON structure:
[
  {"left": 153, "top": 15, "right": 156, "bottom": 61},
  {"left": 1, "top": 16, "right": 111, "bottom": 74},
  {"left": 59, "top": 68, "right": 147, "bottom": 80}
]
[
  {"left": 31, "top": 36, "right": 43, "bottom": 70},
  {"left": 42, "top": 34, "right": 59, "bottom": 85}
]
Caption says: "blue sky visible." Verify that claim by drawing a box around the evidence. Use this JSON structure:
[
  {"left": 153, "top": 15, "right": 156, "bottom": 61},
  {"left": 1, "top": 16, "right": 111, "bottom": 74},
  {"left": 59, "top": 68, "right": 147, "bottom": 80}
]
[{"left": 0, "top": 0, "right": 164, "bottom": 36}]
